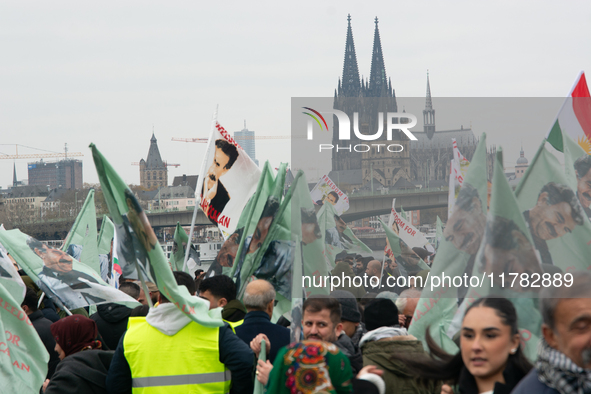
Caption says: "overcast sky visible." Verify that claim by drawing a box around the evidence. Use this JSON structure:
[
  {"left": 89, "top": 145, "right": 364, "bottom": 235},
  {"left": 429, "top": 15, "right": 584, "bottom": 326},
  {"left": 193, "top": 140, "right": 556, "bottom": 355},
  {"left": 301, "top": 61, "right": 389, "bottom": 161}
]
[{"left": 1, "top": 1, "right": 590, "bottom": 189}]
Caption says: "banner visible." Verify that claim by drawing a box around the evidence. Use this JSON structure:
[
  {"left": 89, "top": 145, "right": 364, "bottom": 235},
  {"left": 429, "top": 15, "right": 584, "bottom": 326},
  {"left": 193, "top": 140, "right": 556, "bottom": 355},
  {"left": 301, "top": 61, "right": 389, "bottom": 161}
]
[
  {"left": 409, "top": 134, "right": 489, "bottom": 353},
  {"left": 195, "top": 121, "right": 261, "bottom": 239},
  {"left": 170, "top": 222, "right": 200, "bottom": 272},
  {"left": 385, "top": 198, "right": 435, "bottom": 255},
  {"left": 0, "top": 281, "right": 49, "bottom": 393},
  {"left": 448, "top": 139, "right": 471, "bottom": 217},
  {"left": 62, "top": 189, "right": 100, "bottom": 276},
  {"left": 0, "top": 230, "right": 137, "bottom": 311},
  {"left": 310, "top": 175, "right": 350, "bottom": 215},
  {"left": 380, "top": 218, "right": 429, "bottom": 273},
  {"left": 91, "top": 143, "right": 224, "bottom": 327}
]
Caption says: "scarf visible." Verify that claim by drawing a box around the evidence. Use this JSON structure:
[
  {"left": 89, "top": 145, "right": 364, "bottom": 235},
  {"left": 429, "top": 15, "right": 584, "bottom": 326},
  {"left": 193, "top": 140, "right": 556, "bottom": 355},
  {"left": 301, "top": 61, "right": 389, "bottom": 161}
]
[
  {"left": 359, "top": 326, "right": 409, "bottom": 348},
  {"left": 536, "top": 339, "right": 591, "bottom": 394},
  {"left": 50, "top": 315, "right": 101, "bottom": 357}
]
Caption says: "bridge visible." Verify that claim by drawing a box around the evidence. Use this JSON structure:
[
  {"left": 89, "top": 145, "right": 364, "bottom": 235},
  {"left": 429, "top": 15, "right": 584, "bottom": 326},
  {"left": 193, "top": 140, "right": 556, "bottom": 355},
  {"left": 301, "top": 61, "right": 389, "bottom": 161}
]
[{"left": 144, "top": 188, "right": 448, "bottom": 227}]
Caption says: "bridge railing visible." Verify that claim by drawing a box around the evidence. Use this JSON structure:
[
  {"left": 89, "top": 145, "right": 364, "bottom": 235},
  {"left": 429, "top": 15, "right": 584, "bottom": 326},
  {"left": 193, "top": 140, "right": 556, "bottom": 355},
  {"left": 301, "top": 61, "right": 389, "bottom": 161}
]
[
  {"left": 145, "top": 206, "right": 196, "bottom": 215},
  {"left": 348, "top": 186, "right": 448, "bottom": 198}
]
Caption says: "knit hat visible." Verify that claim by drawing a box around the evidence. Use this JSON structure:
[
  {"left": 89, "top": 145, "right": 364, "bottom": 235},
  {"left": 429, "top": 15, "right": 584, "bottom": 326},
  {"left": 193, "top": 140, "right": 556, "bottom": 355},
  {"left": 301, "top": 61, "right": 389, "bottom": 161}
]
[
  {"left": 364, "top": 298, "right": 399, "bottom": 331},
  {"left": 330, "top": 290, "right": 361, "bottom": 323}
]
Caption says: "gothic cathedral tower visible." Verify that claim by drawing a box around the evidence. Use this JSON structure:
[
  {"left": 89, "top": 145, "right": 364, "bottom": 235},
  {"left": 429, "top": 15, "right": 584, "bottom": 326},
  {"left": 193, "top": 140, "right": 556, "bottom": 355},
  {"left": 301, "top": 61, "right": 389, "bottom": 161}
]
[{"left": 140, "top": 133, "right": 168, "bottom": 190}]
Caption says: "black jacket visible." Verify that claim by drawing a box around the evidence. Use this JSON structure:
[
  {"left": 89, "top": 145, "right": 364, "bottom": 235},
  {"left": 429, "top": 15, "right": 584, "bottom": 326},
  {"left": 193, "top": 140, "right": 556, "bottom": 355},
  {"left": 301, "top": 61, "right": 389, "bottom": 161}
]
[
  {"left": 235, "top": 310, "right": 290, "bottom": 364},
  {"left": 45, "top": 350, "right": 114, "bottom": 394},
  {"left": 90, "top": 303, "right": 132, "bottom": 350},
  {"left": 29, "top": 309, "right": 60, "bottom": 379},
  {"left": 458, "top": 359, "right": 529, "bottom": 394}
]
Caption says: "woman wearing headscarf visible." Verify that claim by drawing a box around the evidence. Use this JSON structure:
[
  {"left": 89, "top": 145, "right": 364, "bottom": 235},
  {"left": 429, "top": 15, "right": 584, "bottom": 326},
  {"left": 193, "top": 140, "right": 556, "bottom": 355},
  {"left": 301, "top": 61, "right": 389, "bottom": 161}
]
[{"left": 42, "top": 315, "right": 113, "bottom": 394}]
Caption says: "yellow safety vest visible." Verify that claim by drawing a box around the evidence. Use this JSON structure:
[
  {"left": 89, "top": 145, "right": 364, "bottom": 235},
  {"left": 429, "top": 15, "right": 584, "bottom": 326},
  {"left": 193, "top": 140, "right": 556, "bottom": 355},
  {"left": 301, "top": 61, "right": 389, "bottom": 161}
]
[
  {"left": 124, "top": 317, "right": 231, "bottom": 394},
  {"left": 224, "top": 319, "right": 244, "bottom": 334}
]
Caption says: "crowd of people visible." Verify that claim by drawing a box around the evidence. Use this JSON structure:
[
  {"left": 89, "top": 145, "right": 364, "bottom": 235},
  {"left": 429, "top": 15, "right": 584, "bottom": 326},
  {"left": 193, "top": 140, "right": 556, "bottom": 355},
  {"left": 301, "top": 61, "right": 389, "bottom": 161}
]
[{"left": 16, "top": 249, "right": 591, "bottom": 394}]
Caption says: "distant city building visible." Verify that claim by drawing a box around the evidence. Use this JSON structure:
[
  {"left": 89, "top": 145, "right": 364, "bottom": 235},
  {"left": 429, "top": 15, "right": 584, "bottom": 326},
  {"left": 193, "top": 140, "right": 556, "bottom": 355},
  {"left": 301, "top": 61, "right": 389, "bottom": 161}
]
[
  {"left": 27, "top": 159, "right": 83, "bottom": 190},
  {"left": 234, "top": 125, "right": 259, "bottom": 166},
  {"left": 515, "top": 146, "right": 529, "bottom": 179},
  {"left": 140, "top": 133, "right": 168, "bottom": 190},
  {"left": 172, "top": 174, "right": 198, "bottom": 190},
  {"left": 151, "top": 185, "right": 195, "bottom": 211},
  {"left": 3, "top": 185, "right": 51, "bottom": 218}
]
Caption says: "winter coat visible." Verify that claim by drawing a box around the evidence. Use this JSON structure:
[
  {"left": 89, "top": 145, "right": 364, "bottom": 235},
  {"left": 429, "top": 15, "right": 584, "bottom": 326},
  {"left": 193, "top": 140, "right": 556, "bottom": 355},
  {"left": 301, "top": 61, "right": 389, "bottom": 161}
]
[
  {"left": 44, "top": 350, "right": 114, "bottom": 394},
  {"left": 362, "top": 334, "right": 440, "bottom": 394},
  {"left": 335, "top": 331, "right": 364, "bottom": 375},
  {"left": 90, "top": 303, "right": 132, "bottom": 350},
  {"left": 511, "top": 369, "right": 559, "bottom": 394},
  {"left": 29, "top": 309, "right": 60, "bottom": 379},
  {"left": 234, "top": 310, "right": 290, "bottom": 364}
]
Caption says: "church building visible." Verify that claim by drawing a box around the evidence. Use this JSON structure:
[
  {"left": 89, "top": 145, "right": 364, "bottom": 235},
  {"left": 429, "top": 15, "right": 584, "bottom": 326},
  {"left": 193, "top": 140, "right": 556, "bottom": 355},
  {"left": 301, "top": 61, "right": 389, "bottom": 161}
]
[{"left": 140, "top": 133, "right": 168, "bottom": 190}]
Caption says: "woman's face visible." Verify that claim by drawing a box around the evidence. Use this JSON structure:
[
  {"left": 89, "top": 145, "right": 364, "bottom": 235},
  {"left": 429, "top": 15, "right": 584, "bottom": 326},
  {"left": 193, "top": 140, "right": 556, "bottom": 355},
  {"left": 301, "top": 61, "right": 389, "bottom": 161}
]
[
  {"left": 460, "top": 306, "right": 519, "bottom": 383},
  {"left": 54, "top": 342, "right": 65, "bottom": 360}
]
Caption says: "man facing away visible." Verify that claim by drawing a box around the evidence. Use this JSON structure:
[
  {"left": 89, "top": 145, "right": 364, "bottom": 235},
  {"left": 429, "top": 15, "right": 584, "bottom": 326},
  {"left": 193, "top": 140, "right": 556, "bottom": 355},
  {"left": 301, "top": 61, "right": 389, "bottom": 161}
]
[
  {"left": 234, "top": 279, "right": 290, "bottom": 364},
  {"left": 106, "top": 271, "right": 254, "bottom": 394}
]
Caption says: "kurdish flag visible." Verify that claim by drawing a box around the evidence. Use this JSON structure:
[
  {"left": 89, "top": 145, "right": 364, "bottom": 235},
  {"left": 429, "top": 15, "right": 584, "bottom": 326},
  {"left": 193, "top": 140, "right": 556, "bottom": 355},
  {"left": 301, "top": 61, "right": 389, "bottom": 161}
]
[{"left": 547, "top": 71, "right": 591, "bottom": 153}]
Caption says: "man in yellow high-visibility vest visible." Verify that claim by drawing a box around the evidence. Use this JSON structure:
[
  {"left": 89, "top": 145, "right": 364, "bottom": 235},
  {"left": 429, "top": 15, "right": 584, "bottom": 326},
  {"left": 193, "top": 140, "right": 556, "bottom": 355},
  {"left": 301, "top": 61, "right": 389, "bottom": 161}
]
[{"left": 106, "top": 271, "right": 254, "bottom": 394}]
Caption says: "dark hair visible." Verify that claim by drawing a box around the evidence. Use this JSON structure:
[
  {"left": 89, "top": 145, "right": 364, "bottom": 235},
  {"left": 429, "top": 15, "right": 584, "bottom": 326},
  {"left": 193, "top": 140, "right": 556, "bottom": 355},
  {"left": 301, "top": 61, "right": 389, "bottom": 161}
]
[
  {"left": 302, "top": 295, "right": 341, "bottom": 326},
  {"left": 482, "top": 216, "right": 523, "bottom": 251},
  {"left": 539, "top": 182, "right": 584, "bottom": 226},
  {"left": 574, "top": 155, "right": 591, "bottom": 179},
  {"left": 199, "top": 275, "right": 236, "bottom": 302},
  {"left": 540, "top": 270, "right": 591, "bottom": 330},
  {"left": 455, "top": 183, "right": 481, "bottom": 212},
  {"left": 214, "top": 139, "right": 239, "bottom": 170},
  {"left": 26, "top": 237, "right": 46, "bottom": 253},
  {"left": 261, "top": 196, "right": 280, "bottom": 218},
  {"left": 328, "top": 191, "right": 339, "bottom": 203},
  {"left": 391, "top": 297, "right": 532, "bottom": 386},
  {"left": 301, "top": 208, "right": 317, "bottom": 224},
  {"left": 160, "top": 271, "right": 197, "bottom": 303},
  {"left": 119, "top": 282, "right": 141, "bottom": 300},
  {"left": 130, "top": 304, "right": 150, "bottom": 317},
  {"left": 22, "top": 287, "right": 39, "bottom": 312},
  {"left": 124, "top": 189, "right": 143, "bottom": 213}
]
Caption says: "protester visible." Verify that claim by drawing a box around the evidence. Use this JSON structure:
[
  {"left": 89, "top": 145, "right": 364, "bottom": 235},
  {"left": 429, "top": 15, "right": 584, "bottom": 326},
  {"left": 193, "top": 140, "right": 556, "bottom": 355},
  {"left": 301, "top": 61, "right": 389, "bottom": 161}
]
[
  {"left": 512, "top": 271, "right": 591, "bottom": 393},
  {"left": 106, "top": 271, "right": 254, "bottom": 394},
  {"left": 392, "top": 297, "right": 532, "bottom": 394},
  {"left": 395, "top": 289, "right": 421, "bottom": 329},
  {"left": 21, "top": 287, "right": 60, "bottom": 379},
  {"left": 361, "top": 298, "right": 439, "bottom": 393},
  {"left": 330, "top": 290, "right": 364, "bottom": 374},
  {"left": 331, "top": 260, "right": 366, "bottom": 298},
  {"left": 199, "top": 274, "right": 247, "bottom": 325},
  {"left": 90, "top": 281, "right": 140, "bottom": 350},
  {"left": 43, "top": 315, "right": 109, "bottom": 394},
  {"left": 235, "top": 279, "right": 290, "bottom": 364}
]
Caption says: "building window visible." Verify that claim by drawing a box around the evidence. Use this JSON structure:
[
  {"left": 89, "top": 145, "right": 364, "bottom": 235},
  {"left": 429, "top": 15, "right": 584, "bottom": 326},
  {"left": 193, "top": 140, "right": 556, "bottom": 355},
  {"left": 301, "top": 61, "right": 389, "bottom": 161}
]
[{"left": 147, "top": 173, "right": 151, "bottom": 180}]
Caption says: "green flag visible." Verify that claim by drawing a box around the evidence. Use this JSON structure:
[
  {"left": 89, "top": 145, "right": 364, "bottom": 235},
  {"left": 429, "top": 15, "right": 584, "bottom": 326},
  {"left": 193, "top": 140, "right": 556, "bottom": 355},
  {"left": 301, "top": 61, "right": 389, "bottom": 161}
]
[
  {"left": 61, "top": 189, "right": 100, "bottom": 276},
  {"left": 97, "top": 215, "right": 114, "bottom": 255},
  {"left": 0, "top": 281, "right": 49, "bottom": 393},
  {"left": 400, "top": 206, "right": 407, "bottom": 221},
  {"left": 170, "top": 222, "right": 189, "bottom": 272},
  {"left": 514, "top": 136, "right": 591, "bottom": 271},
  {"left": 450, "top": 148, "right": 543, "bottom": 361},
  {"left": 408, "top": 134, "right": 489, "bottom": 353},
  {"left": 380, "top": 218, "right": 429, "bottom": 273},
  {"left": 435, "top": 216, "right": 443, "bottom": 250},
  {"left": 0, "top": 241, "right": 26, "bottom": 304},
  {"left": 91, "top": 143, "right": 224, "bottom": 327}
]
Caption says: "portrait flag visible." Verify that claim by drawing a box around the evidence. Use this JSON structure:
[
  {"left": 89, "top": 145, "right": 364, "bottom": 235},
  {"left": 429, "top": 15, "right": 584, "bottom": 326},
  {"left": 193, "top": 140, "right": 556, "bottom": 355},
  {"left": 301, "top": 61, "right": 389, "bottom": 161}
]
[
  {"left": 170, "top": 222, "right": 199, "bottom": 273},
  {"left": 449, "top": 148, "right": 543, "bottom": 361},
  {"left": 408, "top": 134, "right": 489, "bottom": 354},
  {"left": 380, "top": 218, "right": 429, "bottom": 273},
  {"left": 385, "top": 198, "right": 435, "bottom": 255},
  {"left": 90, "top": 143, "right": 225, "bottom": 327},
  {"left": 309, "top": 175, "right": 350, "bottom": 215},
  {"left": 0, "top": 281, "right": 49, "bottom": 393},
  {"left": 514, "top": 137, "right": 591, "bottom": 272},
  {"left": 317, "top": 201, "right": 372, "bottom": 269},
  {"left": 0, "top": 239, "right": 26, "bottom": 304},
  {"left": 97, "top": 215, "right": 118, "bottom": 287},
  {"left": 547, "top": 71, "right": 591, "bottom": 153},
  {"left": 448, "top": 139, "right": 471, "bottom": 217},
  {"left": 195, "top": 121, "right": 261, "bottom": 239},
  {"left": 61, "top": 189, "right": 100, "bottom": 276},
  {"left": 0, "top": 229, "right": 138, "bottom": 312},
  {"left": 97, "top": 215, "right": 115, "bottom": 255}
]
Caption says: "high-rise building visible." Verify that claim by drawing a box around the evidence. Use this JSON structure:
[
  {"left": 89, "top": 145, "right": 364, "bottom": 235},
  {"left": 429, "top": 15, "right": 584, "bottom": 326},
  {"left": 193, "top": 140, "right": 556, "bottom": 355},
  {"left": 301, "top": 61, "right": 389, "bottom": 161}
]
[
  {"left": 234, "top": 124, "right": 259, "bottom": 166},
  {"left": 140, "top": 133, "right": 168, "bottom": 190},
  {"left": 27, "top": 159, "right": 83, "bottom": 190}
]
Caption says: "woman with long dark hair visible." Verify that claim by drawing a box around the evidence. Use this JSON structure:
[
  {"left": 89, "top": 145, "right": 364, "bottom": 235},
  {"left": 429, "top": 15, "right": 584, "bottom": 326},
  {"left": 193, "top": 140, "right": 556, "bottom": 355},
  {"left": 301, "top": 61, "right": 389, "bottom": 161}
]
[{"left": 393, "top": 297, "right": 532, "bottom": 394}]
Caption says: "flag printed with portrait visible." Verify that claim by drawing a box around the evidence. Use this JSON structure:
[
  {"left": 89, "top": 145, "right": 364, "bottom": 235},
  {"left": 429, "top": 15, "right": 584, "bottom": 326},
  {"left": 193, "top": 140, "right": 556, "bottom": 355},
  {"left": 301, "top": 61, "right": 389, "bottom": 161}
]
[
  {"left": 0, "top": 281, "right": 49, "bottom": 393},
  {"left": 317, "top": 201, "right": 372, "bottom": 269},
  {"left": 448, "top": 149, "right": 543, "bottom": 361},
  {"left": 91, "top": 143, "right": 225, "bottom": 328},
  {"left": 61, "top": 189, "right": 100, "bottom": 277},
  {"left": 97, "top": 215, "right": 119, "bottom": 286},
  {"left": 380, "top": 218, "right": 429, "bottom": 273},
  {"left": 0, "top": 239, "right": 26, "bottom": 304},
  {"left": 547, "top": 71, "right": 591, "bottom": 154},
  {"left": 170, "top": 222, "right": 199, "bottom": 272},
  {"left": 409, "top": 134, "right": 489, "bottom": 354},
  {"left": 386, "top": 198, "right": 435, "bottom": 255},
  {"left": 448, "top": 138, "right": 471, "bottom": 218},
  {"left": 514, "top": 136, "right": 591, "bottom": 272},
  {"left": 309, "top": 175, "right": 350, "bottom": 215},
  {"left": 0, "top": 230, "right": 138, "bottom": 312},
  {"left": 195, "top": 121, "right": 261, "bottom": 239}
]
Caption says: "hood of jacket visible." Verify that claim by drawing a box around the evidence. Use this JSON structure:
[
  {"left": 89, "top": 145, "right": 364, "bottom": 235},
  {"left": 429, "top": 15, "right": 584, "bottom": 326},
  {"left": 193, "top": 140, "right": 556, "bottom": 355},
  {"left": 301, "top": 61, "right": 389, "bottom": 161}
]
[
  {"left": 97, "top": 303, "right": 132, "bottom": 324},
  {"left": 146, "top": 303, "right": 192, "bottom": 336},
  {"left": 222, "top": 299, "right": 247, "bottom": 322},
  {"left": 361, "top": 335, "right": 425, "bottom": 377}
]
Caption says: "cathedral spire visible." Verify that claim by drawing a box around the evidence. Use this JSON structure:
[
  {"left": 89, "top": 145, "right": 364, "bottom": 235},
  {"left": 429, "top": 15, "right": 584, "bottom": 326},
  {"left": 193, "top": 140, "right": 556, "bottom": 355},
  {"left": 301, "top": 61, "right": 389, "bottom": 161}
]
[
  {"left": 423, "top": 70, "right": 436, "bottom": 139},
  {"left": 425, "top": 70, "right": 433, "bottom": 110},
  {"left": 368, "top": 16, "right": 387, "bottom": 97},
  {"left": 12, "top": 162, "right": 17, "bottom": 187},
  {"left": 340, "top": 14, "right": 360, "bottom": 97}
]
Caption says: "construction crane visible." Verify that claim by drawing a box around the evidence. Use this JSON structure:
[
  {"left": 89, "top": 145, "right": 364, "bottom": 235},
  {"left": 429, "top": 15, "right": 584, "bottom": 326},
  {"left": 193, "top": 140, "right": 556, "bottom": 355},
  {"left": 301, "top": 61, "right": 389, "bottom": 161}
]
[
  {"left": 131, "top": 161, "right": 181, "bottom": 168},
  {"left": 0, "top": 143, "right": 83, "bottom": 160},
  {"left": 172, "top": 135, "right": 290, "bottom": 143}
]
